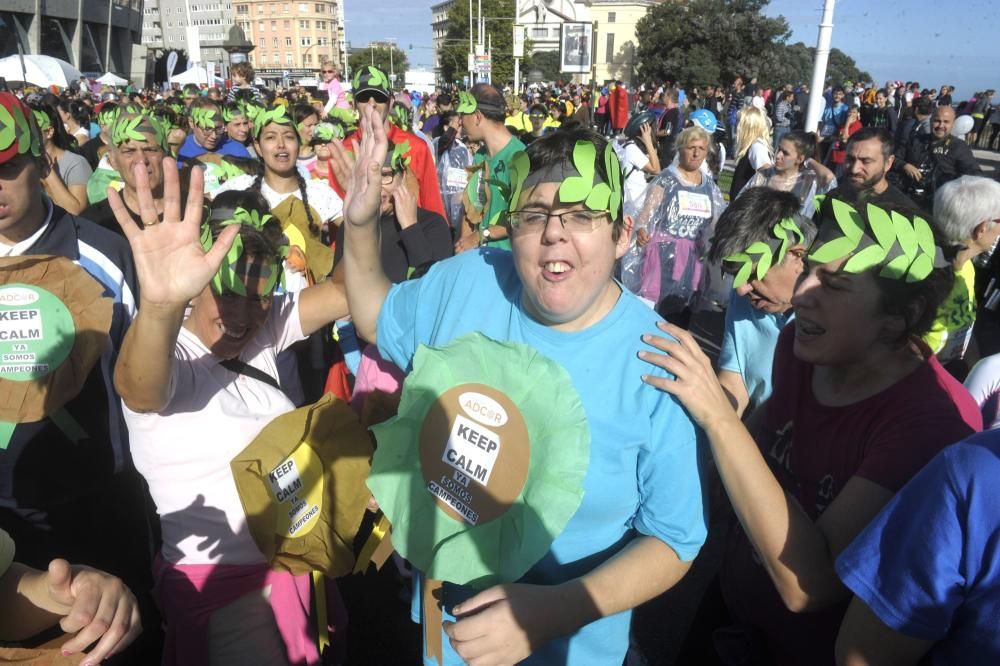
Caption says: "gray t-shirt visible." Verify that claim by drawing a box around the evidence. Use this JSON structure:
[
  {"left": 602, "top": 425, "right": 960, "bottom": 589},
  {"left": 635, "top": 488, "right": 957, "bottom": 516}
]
[{"left": 57, "top": 150, "right": 94, "bottom": 188}]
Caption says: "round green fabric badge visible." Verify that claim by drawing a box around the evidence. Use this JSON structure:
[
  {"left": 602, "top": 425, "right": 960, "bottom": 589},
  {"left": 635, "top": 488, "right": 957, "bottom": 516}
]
[
  {"left": 0, "top": 284, "right": 75, "bottom": 381},
  {"left": 367, "top": 332, "right": 591, "bottom": 588}
]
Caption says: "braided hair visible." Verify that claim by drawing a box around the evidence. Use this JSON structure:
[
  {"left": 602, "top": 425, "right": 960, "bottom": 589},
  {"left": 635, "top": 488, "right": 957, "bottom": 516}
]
[{"left": 250, "top": 164, "right": 319, "bottom": 238}]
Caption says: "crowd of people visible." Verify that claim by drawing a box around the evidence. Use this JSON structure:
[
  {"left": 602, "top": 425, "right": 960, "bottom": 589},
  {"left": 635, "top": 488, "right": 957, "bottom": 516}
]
[{"left": 0, "top": 57, "right": 999, "bottom": 666}]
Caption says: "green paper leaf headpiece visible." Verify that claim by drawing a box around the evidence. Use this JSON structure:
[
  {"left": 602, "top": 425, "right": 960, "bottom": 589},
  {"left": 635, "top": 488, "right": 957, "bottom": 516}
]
[
  {"left": 328, "top": 107, "right": 358, "bottom": 129},
  {"left": 390, "top": 139, "right": 411, "bottom": 171},
  {"left": 724, "top": 217, "right": 805, "bottom": 287},
  {"left": 32, "top": 110, "right": 52, "bottom": 132},
  {"left": 190, "top": 107, "right": 219, "bottom": 130},
  {"left": 221, "top": 105, "right": 245, "bottom": 123},
  {"left": 456, "top": 91, "right": 478, "bottom": 115},
  {"left": 98, "top": 106, "right": 120, "bottom": 128},
  {"left": 808, "top": 198, "right": 947, "bottom": 283},
  {"left": 199, "top": 207, "right": 287, "bottom": 297},
  {"left": 310, "top": 122, "right": 344, "bottom": 143},
  {"left": 389, "top": 104, "right": 411, "bottom": 130},
  {"left": 253, "top": 104, "right": 292, "bottom": 139},
  {"left": 111, "top": 114, "right": 167, "bottom": 151},
  {"left": 352, "top": 66, "right": 391, "bottom": 91},
  {"left": 556, "top": 140, "right": 623, "bottom": 219}
]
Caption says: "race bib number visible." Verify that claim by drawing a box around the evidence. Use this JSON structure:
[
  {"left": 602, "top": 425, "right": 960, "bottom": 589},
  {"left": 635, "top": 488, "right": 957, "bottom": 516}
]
[{"left": 677, "top": 191, "right": 712, "bottom": 218}]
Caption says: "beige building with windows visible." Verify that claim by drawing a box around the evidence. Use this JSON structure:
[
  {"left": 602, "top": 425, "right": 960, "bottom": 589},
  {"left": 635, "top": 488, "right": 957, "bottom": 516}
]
[
  {"left": 233, "top": 0, "right": 346, "bottom": 82},
  {"left": 588, "top": 0, "right": 658, "bottom": 85}
]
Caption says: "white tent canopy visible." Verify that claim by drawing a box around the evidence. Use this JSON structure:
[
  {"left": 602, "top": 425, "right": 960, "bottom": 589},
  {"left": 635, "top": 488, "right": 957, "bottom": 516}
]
[
  {"left": 170, "top": 65, "right": 223, "bottom": 86},
  {"left": 96, "top": 72, "right": 128, "bottom": 86},
  {"left": 0, "top": 54, "right": 82, "bottom": 88}
]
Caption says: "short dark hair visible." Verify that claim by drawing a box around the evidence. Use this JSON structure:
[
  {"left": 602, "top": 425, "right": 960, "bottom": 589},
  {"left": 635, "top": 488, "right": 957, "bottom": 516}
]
[
  {"left": 207, "top": 190, "right": 284, "bottom": 263},
  {"left": 846, "top": 126, "right": 893, "bottom": 159},
  {"left": 781, "top": 130, "right": 817, "bottom": 160},
  {"left": 524, "top": 127, "right": 625, "bottom": 239},
  {"left": 528, "top": 103, "right": 547, "bottom": 116},
  {"left": 470, "top": 83, "right": 506, "bottom": 122},
  {"left": 914, "top": 97, "right": 934, "bottom": 116},
  {"left": 708, "top": 187, "right": 816, "bottom": 265}
]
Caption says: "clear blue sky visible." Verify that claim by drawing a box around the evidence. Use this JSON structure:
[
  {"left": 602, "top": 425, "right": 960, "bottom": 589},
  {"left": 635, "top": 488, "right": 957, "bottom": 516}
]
[{"left": 344, "top": 0, "right": 1000, "bottom": 98}]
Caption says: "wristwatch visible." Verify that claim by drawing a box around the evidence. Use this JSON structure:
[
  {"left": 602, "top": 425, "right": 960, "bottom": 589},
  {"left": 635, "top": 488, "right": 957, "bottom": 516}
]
[{"left": 482, "top": 227, "right": 492, "bottom": 240}]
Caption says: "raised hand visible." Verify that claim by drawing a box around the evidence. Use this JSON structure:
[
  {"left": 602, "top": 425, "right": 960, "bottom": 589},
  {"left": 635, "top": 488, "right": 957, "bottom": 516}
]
[
  {"left": 107, "top": 158, "right": 239, "bottom": 309},
  {"left": 330, "top": 105, "right": 388, "bottom": 230}
]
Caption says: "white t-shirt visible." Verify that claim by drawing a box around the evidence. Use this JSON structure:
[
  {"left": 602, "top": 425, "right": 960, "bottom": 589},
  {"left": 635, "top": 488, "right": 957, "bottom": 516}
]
[
  {"left": 214, "top": 174, "right": 344, "bottom": 224},
  {"left": 125, "top": 293, "right": 306, "bottom": 565},
  {"left": 748, "top": 139, "right": 771, "bottom": 171},
  {"left": 620, "top": 141, "right": 650, "bottom": 211}
]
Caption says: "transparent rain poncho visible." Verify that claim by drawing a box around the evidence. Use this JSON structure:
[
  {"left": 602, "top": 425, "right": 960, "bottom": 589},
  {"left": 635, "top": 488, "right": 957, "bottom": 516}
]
[
  {"left": 621, "top": 164, "right": 726, "bottom": 313},
  {"left": 433, "top": 134, "right": 473, "bottom": 232},
  {"left": 736, "top": 165, "right": 836, "bottom": 218}
]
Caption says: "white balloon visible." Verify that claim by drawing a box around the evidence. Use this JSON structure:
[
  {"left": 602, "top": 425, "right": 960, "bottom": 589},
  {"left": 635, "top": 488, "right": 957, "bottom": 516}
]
[{"left": 952, "top": 114, "right": 974, "bottom": 137}]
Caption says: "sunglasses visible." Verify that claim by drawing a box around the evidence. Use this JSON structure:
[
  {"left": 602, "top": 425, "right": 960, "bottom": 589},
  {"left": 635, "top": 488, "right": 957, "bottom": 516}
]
[{"left": 321, "top": 69, "right": 335, "bottom": 73}]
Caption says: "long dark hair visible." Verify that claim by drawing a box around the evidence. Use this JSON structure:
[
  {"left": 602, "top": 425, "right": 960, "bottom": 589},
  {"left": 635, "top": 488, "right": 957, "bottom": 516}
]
[{"left": 29, "top": 102, "right": 79, "bottom": 153}]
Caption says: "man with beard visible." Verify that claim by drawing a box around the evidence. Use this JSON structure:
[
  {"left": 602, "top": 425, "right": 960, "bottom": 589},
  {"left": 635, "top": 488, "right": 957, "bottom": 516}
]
[
  {"left": 895, "top": 105, "right": 981, "bottom": 211},
  {"left": 830, "top": 127, "right": 917, "bottom": 210}
]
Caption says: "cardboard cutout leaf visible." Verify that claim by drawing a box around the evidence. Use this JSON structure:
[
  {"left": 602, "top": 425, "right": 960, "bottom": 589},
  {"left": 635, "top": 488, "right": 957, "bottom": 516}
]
[
  {"left": 10, "top": 103, "right": 31, "bottom": 154},
  {"left": 0, "top": 105, "right": 15, "bottom": 151},
  {"left": 456, "top": 91, "right": 478, "bottom": 114},
  {"left": 746, "top": 242, "right": 773, "bottom": 280},
  {"left": 559, "top": 141, "right": 596, "bottom": 203},
  {"left": 585, "top": 183, "right": 612, "bottom": 211},
  {"left": 724, "top": 252, "right": 753, "bottom": 287},
  {"left": 809, "top": 236, "right": 858, "bottom": 265},
  {"left": 892, "top": 210, "right": 917, "bottom": 258},
  {"left": 832, "top": 198, "right": 864, "bottom": 242},
  {"left": 906, "top": 253, "right": 934, "bottom": 283},
  {"left": 843, "top": 244, "right": 887, "bottom": 273},
  {"left": 866, "top": 203, "right": 896, "bottom": 251},
  {"left": 368, "top": 66, "right": 390, "bottom": 89},
  {"left": 879, "top": 254, "right": 911, "bottom": 279},
  {"left": 507, "top": 151, "right": 530, "bottom": 213},
  {"left": 913, "top": 216, "right": 936, "bottom": 256},
  {"left": 32, "top": 110, "right": 51, "bottom": 132}
]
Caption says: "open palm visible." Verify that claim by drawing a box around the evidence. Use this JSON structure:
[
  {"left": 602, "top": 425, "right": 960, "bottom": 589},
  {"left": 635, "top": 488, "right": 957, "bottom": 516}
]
[
  {"left": 330, "top": 105, "right": 388, "bottom": 229},
  {"left": 108, "top": 159, "right": 239, "bottom": 308}
]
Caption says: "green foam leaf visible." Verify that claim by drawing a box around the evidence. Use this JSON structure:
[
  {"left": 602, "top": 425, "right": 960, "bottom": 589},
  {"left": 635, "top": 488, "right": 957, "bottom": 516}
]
[
  {"left": 507, "top": 150, "right": 530, "bottom": 213},
  {"left": 866, "top": 203, "right": 896, "bottom": 252},
  {"left": 724, "top": 252, "right": 753, "bottom": 287},
  {"left": 906, "top": 253, "right": 934, "bottom": 283},
  {"left": 832, "top": 198, "right": 864, "bottom": 243},
  {"left": 843, "top": 244, "right": 887, "bottom": 273},
  {"left": 809, "top": 236, "right": 858, "bottom": 265},
  {"left": 892, "top": 210, "right": 917, "bottom": 258},
  {"left": 0, "top": 105, "right": 15, "bottom": 152},
  {"left": 559, "top": 141, "right": 596, "bottom": 203},
  {"left": 913, "top": 216, "right": 935, "bottom": 256},
  {"left": 879, "top": 253, "right": 911, "bottom": 280}
]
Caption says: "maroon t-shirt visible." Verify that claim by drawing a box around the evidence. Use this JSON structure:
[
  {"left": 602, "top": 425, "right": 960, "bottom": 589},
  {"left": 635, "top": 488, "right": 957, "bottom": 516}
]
[{"left": 720, "top": 325, "right": 982, "bottom": 666}]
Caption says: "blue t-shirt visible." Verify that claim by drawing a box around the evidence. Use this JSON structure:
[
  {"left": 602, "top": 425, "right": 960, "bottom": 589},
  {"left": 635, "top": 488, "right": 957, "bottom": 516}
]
[
  {"left": 717, "top": 291, "right": 792, "bottom": 410},
  {"left": 377, "top": 248, "right": 707, "bottom": 666},
  {"left": 177, "top": 134, "right": 252, "bottom": 164},
  {"left": 836, "top": 430, "right": 1000, "bottom": 665}
]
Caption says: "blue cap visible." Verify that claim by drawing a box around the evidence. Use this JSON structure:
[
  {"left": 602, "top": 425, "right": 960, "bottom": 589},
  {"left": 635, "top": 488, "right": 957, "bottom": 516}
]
[{"left": 689, "top": 108, "right": 718, "bottom": 134}]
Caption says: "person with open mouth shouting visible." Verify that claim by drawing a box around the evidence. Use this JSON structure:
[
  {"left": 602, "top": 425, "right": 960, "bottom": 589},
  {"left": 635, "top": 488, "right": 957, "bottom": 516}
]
[{"left": 640, "top": 193, "right": 982, "bottom": 665}]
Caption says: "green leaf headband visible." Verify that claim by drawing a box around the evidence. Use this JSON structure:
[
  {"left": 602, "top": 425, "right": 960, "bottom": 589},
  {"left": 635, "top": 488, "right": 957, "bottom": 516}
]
[
  {"left": 253, "top": 104, "right": 292, "bottom": 139},
  {"left": 242, "top": 102, "right": 265, "bottom": 122},
  {"left": 32, "top": 110, "right": 52, "bottom": 132},
  {"left": 310, "top": 122, "right": 343, "bottom": 143},
  {"left": 98, "top": 107, "right": 120, "bottom": 127},
  {"left": 456, "top": 91, "right": 478, "bottom": 114},
  {"left": 0, "top": 102, "right": 42, "bottom": 159},
  {"left": 190, "top": 107, "right": 219, "bottom": 130},
  {"left": 328, "top": 107, "right": 357, "bottom": 128},
  {"left": 549, "top": 141, "right": 623, "bottom": 219},
  {"left": 217, "top": 159, "right": 247, "bottom": 180},
  {"left": 199, "top": 207, "right": 287, "bottom": 296},
  {"left": 390, "top": 139, "right": 411, "bottom": 171},
  {"left": 808, "top": 198, "right": 947, "bottom": 283},
  {"left": 353, "top": 66, "right": 390, "bottom": 90},
  {"left": 724, "top": 217, "right": 805, "bottom": 287},
  {"left": 389, "top": 104, "right": 410, "bottom": 130},
  {"left": 221, "top": 106, "right": 245, "bottom": 123},
  {"left": 111, "top": 114, "right": 167, "bottom": 151}
]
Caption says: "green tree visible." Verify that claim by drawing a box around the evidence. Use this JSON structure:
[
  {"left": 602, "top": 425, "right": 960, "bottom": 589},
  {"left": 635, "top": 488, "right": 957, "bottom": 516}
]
[
  {"left": 636, "top": 0, "right": 789, "bottom": 88},
  {"left": 759, "top": 42, "right": 872, "bottom": 88},
  {"left": 526, "top": 50, "right": 561, "bottom": 83},
  {"left": 348, "top": 45, "right": 409, "bottom": 88},
  {"left": 439, "top": 0, "right": 517, "bottom": 85}
]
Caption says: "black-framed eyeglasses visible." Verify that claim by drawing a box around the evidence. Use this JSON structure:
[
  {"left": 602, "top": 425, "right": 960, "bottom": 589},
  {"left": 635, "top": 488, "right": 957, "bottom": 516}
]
[{"left": 508, "top": 209, "right": 610, "bottom": 235}]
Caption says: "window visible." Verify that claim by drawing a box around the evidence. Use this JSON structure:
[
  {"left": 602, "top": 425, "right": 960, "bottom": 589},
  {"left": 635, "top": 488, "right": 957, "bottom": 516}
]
[
  {"left": 531, "top": 27, "right": 547, "bottom": 38},
  {"left": 284, "top": 36, "right": 291, "bottom": 46},
  {"left": 299, "top": 20, "right": 309, "bottom": 29},
  {"left": 270, "top": 20, "right": 277, "bottom": 29},
  {"left": 607, "top": 11, "right": 616, "bottom": 22},
  {"left": 282, "top": 3, "right": 289, "bottom": 13},
  {"left": 272, "top": 37, "right": 278, "bottom": 46},
  {"left": 269, "top": 3, "right": 276, "bottom": 13},
  {"left": 284, "top": 20, "right": 290, "bottom": 28},
  {"left": 257, "top": 4, "right": 264, "bottom": 13},
  {"left": 299, "top": 3, "right": 308, "bottom": 11},
  {"left": 259, "top": 38, "right": 265, "bottom": 47},
  {"left": 314, "top": 3, "right": 325, "bottom": 12},
  {"left": 258, "top": 20, "right": 264, "bottom": 30},
  {"left": 605, "top": 32, "right": 614, "bottom": 63},
  {"left": 316, "top": 20, "right": 326, "bottom": 30},
  {"left": 286, "top": 52, "right": 294, "bottom": 64},
  {"left": 303, "top": 53, "right": 312, "bottom": 64},
  {"left": 249, "top": 54, "right": 255, "bottom": 64},
  {"left": 260, "top": 53, "right": 267, "bottom": 64},
  {"left": 300, "top": 37, "right": 311, "bottom": 46}
]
